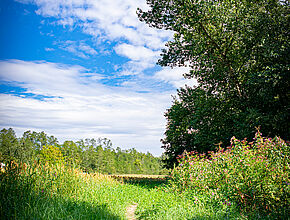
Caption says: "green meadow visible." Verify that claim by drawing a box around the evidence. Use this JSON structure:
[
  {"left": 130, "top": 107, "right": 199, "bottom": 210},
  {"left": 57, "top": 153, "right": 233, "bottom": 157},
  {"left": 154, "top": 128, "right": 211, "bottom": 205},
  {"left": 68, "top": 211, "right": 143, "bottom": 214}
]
[
  {"left": 0, "top": 163, "right": 248, "bottom": 220},
  {"left": 1, "top": 0, "right": 289, "bottom": 219},
  {"left": 0, "top": 128, "right": 289, "bottom": 219}
]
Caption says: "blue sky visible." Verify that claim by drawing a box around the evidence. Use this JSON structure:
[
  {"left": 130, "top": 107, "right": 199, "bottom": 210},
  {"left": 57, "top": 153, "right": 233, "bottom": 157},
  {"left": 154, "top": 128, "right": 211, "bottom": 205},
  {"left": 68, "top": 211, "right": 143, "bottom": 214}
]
[{"left": 0, "top": 0, "right": 197, "bottom": 155}]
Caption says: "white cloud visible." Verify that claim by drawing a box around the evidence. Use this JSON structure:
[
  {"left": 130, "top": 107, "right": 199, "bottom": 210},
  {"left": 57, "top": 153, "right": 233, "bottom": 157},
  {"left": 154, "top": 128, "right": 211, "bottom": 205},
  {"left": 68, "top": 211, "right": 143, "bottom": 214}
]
[
  {"left": 0, "top": 60, "right": 172, "bottom": 155},
  {"left": 19, "top": 0, "right": 171, "bottom": 48},
  {"left": 17, "top": 0, "right": 173, "bottom": 74},
  {"left": 7, "top": 0, "right": 200, "bottom": 155},
  {"left": 0, "top": 59, "right": 92, "bottom": 97},
  {"left": 79, "top": 42, "right": 98, "bottom": 55},
  {"left": 154, "top": 67, "right": 199, "bottom": 89},
  {"left": 115, "top": 44, "right": 158, "bottom": 62},
  {"left": 114, "top": 43, "right": 160, "bottom": 74},
  {"left": 44, "top": 47, "right": 55, "bottom": 51},
  {"left": 17, "top": 0, "right": 198, "bottom": 88},
  {"left": 57, "top": 40, "right": 98, "bottom": 58}
]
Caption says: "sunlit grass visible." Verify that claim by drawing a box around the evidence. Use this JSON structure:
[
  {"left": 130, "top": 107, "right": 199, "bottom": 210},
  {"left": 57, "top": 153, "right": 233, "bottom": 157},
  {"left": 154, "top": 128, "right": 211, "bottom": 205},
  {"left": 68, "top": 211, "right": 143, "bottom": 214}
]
[
  {"left": 0, "top": 161, "right": 274, "bottom": 219},
  {"left": 0, "top": 162, "right": 128, "bottom": 219}
]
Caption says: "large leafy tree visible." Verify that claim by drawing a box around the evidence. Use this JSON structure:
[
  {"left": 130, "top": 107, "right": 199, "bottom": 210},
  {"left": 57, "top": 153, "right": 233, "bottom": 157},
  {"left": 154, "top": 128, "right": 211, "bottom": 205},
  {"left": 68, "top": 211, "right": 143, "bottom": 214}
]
[
  {"left": 138, "top": 0, "right": 289, "bottom": 167},
  {"left": 0, "top": 128, "right": 20, "bottom": 162}
]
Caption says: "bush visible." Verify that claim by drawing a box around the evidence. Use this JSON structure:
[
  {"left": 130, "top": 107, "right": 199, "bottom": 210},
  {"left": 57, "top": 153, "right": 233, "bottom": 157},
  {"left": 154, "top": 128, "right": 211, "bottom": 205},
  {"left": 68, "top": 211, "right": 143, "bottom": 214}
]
[
  {"left": 170, "top": 131, "right": 289, "bottom": 217},
  {"left": 39, "top": 145, "right": 65, "bottom": 165}
]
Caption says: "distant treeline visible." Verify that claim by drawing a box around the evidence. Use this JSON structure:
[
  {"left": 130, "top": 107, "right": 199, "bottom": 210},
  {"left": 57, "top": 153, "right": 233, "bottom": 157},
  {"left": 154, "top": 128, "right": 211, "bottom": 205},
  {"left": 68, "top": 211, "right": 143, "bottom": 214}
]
[{"left": 0, "top": 128, "right": 167, "bottom": 175}]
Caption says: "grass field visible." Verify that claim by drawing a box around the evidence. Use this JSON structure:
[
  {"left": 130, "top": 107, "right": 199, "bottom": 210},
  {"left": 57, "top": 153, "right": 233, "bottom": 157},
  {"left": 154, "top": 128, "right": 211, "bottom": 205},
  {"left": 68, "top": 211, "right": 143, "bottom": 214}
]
[{"left": 0, "top": 162, "right": 274, "bottom": 219}]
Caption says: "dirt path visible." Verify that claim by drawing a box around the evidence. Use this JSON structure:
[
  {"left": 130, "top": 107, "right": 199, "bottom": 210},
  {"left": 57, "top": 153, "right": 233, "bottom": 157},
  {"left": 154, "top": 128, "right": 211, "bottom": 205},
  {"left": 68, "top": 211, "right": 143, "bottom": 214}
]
[{"left": 126, "top": 203, "right": 138, "bottom": 220}]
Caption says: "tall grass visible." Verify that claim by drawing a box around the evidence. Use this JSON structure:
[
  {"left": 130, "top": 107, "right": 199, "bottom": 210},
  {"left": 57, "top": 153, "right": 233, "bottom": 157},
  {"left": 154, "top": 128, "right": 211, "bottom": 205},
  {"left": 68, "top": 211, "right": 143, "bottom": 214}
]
[
  {"left": 0, "top": 160, "right": 248, "bottom": 219},
  {"left": 2, "top": 138, "right": 281, "bottom": 220},
  {"left": 0, "top": 161, "right": 128, "bottom": 219}
]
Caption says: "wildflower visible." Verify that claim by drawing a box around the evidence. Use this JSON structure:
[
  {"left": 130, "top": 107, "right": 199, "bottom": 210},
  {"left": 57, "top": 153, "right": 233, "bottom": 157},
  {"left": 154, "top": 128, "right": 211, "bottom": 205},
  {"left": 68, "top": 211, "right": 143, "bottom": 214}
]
[
  {"left": 187, "top": 128, "right": 199, "bottom": 134},
  {"left": 0, "top": 163, "right": 5, "bottom": 172}
]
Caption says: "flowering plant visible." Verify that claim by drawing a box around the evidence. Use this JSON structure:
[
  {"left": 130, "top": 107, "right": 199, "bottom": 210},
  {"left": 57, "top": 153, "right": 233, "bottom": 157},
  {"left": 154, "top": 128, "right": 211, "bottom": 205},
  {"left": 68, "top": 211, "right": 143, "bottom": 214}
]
[{"left": 170, "top": 131, "right": 289, "bottom": 215}]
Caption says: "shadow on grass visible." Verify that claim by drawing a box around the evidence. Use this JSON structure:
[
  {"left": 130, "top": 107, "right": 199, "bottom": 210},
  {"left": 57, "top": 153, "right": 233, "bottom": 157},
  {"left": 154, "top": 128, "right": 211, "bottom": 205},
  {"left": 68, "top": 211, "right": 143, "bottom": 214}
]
[
  {"left": 127, "top": 180, "right": 168, "bottom": 190},
  {"left": 1, "top": 191, "right": 122, "bottom": 220},
  {"left": 113, "top": 175, "right": 170, "bottom": 190}
]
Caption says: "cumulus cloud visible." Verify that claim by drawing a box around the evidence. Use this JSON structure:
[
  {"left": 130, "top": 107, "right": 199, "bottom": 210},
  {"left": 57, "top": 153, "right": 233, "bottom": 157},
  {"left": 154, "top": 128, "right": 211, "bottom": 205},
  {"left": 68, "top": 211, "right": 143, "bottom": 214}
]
[
  {"left": 114, "top": 43, "right": 160, "bottom": 75},
  {"left": 115, "top": 44, "right": 157, "bottom": 62},
  {"left": 17, "top": 0, "right": 198, "bottom": 86},
  {"left": 0, "top": 59, "right": 96, "bottom": 97},
  {"left": 0, "top": 59, "right": 172, "bottom": 155},
  {"left": 154, "top": 67, "right": 199, "bottom": 89},
  {"left": 6, "top": 1, "right": 199, "bottom": 155},
  {"left": 17, "top": 0, "right": 173, "bottom": 74}
]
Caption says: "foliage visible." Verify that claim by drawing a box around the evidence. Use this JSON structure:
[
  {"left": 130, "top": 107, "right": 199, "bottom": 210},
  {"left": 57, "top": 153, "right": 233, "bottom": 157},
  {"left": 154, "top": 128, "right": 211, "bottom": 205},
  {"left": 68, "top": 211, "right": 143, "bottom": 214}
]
[
  {"left": 0, "top": 128, "right": 20, "bottom": 162},
  {"left": 170, "top": 132, "right": 290, "bottom": 217},
  {"left": 39, "top": 145, "right": 65, "bottom": 165},
  {"left": 138, "top": 0, "right": 289, "bottom": 94},
  {"left": 0, "top": 161, "right": 123, "bottom": 219},
  {"left": 20, "top": 130, "right": 58, "bottom": 152},
  {"left": 61, "top": 140, "right": 82, "bottom": 165},
  {"left": 0, "top": 128, "right": 166, "bottom": 175},
  {"left": 138, "top": 0, "right": 290, "bottom": 167},
  {"left": 110, "top": 174, "right": 168, "bottom": 187},
  {"left": 0, "top": 129, "right": 59, "bottom": 163},
  {"left": 0, "top": 160, "right": 252, "bottom": 220},
  {"left": 161, "top": 86, "right": 273, "bottom": 167},
  {"left": 73, "top": 137, "right": 166, "bottom": 175}
]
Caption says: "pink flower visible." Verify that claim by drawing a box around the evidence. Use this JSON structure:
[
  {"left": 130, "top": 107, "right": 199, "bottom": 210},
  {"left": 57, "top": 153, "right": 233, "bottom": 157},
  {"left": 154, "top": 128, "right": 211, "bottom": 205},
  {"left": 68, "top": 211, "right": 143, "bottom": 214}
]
[{"left": 187, "top": 128, "right": 199, "bottom": 134}]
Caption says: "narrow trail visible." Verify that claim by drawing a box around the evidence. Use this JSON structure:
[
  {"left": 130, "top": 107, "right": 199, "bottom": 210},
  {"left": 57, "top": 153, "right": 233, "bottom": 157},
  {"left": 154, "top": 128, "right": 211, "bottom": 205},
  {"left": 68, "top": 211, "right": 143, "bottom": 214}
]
[{"left": 126, "top": 203, "right": 138, "bottom": 220}]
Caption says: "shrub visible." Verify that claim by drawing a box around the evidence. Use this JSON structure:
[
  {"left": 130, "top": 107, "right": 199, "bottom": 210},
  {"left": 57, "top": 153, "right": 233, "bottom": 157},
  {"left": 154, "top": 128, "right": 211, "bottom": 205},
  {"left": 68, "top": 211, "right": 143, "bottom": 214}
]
[
  {"left": 170, "top": 131, "right": 289, "bottom": 216},
  {"left": 39, "top": 145, "right": 65, "bottom": 165}
]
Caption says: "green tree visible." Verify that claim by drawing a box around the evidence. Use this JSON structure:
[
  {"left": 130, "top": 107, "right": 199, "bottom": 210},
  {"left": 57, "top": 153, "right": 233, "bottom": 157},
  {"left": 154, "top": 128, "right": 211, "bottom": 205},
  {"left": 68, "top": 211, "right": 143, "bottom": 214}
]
[
  {"left": 39, "top": 145, "right": 64, "bottom": 165},
  {"left": 162, "top": 86, "right": 258, "bottom": 167},
  {"left": 18, "top": 131, "right": 37, "bottom": 163},
  {"left": 77, "top": 139, "right": 97, "bottom": 172},
  {"left": 0, "top": 128, "right": 166, "bottom": 174},
  {"left": 61, "top": 141, "right": 82, "bottom": 166},
  {"left": 22, "top": 130, "right": 58, "bottom": 152},
  {"left": 138, "top": 0, "right": 289, "bottom": 167},
  {"left": 0, "top": 128, "right": 20, "bottom": 162}
]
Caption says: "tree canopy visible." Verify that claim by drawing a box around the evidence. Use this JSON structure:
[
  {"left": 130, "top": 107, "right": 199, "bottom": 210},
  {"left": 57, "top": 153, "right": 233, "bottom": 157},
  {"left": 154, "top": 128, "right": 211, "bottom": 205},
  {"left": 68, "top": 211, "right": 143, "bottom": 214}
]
[
  {"left": 0, "top": 128, "right": 167, "bottom": 175},
  {"left": 138, "top": 0, "right": 289, "bottom": 167}
]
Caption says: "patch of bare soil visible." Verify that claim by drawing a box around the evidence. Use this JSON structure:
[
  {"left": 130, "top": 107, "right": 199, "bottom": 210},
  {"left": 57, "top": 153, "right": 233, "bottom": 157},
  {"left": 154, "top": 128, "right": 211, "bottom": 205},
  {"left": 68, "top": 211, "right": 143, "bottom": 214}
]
[{"left": 126, "top": 203, "right": 138, "bottom": 220}]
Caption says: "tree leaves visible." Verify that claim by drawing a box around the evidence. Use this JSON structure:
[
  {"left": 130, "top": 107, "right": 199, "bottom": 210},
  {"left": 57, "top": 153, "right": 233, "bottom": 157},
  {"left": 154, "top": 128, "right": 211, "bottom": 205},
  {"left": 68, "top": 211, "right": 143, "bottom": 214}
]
[{"left": 138, "top": 0, "right": 289, "bottom": 168}]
